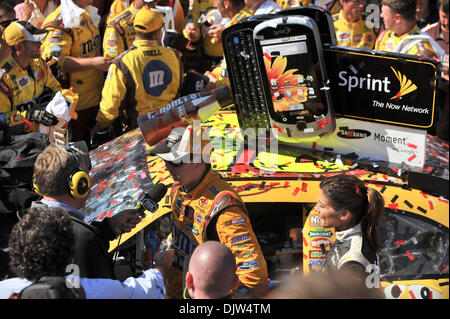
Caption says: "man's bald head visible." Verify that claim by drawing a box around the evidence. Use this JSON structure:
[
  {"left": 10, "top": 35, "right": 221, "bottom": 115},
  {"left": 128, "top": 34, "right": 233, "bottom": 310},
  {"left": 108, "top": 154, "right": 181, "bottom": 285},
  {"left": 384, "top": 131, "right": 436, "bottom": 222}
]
[{"left": 186, "top": 241, "right": 238, "bottom": 299}]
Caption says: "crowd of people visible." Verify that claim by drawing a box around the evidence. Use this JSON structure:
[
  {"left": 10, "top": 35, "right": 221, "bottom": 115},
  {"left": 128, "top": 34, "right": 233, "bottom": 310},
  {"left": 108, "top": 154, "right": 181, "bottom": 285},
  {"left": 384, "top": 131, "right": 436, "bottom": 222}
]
[
  {"left": 0, "top": 0, "right": 448, "bottom": 299},
  {"left": 0, "top": 0, "right": 448, "bottom": 145},
  {"left": 0, "top": 125, "right": 386, "bottom": 299}
]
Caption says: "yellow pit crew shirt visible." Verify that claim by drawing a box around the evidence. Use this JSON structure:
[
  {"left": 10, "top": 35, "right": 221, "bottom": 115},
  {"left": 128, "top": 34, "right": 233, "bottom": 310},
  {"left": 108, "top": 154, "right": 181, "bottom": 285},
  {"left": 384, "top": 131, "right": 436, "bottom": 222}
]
[
  {"left": 333, "top": 11, "right": 376, "bottom": 49},
  {"left": 41, "top": 7, "right": 104, "bottom": 111},
  {"left": 165, "top": 168, "right": 268, "bottom": 299},
  {"left": 0, "top": 55, "right": 73, "bottom": 131},
  {"left": 375, "top": 25, "right": 438, "bottom": 57},
  {"left": 96, "top": 40, "right": 182, "bottom": 131},
  {"left": 103, "top": 2, "right": 139, "bottom": 59}
]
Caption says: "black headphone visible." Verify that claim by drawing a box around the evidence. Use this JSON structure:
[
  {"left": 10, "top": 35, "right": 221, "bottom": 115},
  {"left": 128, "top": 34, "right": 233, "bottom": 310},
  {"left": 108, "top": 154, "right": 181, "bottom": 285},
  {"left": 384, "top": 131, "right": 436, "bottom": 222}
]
[{"left": 33, "top": 142, "right": 91, "bottom": 199}]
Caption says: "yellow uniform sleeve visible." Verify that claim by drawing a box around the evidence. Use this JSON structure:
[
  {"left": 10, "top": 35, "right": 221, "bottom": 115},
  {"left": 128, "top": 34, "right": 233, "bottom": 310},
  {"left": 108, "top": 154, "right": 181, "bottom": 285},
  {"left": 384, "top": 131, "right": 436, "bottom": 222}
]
[
  {"left": 216, "top": 206, "right": 269, "bottom": 297},
  {"left": 103, "top": 25, "right": 126, "bottom": 59},
  {"left": 406, "top": 40, "right": 438, "bottom": 57},
  {"left": 41, "top": 27, "right": 74, "bottom": 74},
  {"left": 96, "top": 63, "right": 127, "bottom": 130},
  {"left": 107, "top": 0, "right": 128, "bottom": 24},
  {"left": 357, "top": 30, "right": 376, "bottom": 49},
  {"left": 0, "top": 92, "right": 27, "bottom": 127}
]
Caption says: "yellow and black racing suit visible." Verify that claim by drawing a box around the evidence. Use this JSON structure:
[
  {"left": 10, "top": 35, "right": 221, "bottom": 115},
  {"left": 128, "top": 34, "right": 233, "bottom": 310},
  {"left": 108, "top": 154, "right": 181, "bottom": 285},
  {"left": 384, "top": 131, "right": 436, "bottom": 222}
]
[
  {"left": 375, "top": 25, "right": 439, "bottom": 57},
  {"left": 333, "top": 11, "right": 376, "bottom": 49},
  {"left": 103, "top": 2, "right": 139, "bottom": 59},
  {"left": 165, "top": 168, "right": 268, "bottom": 299},
  {"left": 41, "top": 6, "right": 104, "bottom": 113},
  {"left": 94, "top": 40, "right": 182, "bottom": 132},
  {"left": 0, "top": 54, "right": 76, "bottom": 132}
]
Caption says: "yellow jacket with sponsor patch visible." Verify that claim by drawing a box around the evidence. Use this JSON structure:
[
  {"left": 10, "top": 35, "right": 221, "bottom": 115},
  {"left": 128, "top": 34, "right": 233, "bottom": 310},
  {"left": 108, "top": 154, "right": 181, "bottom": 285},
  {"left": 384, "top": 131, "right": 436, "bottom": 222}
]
[
  {"left": 107, "top": 0, "right": 131, "bottom": 24},
  {"left": 103, "top": 2, "right": 139, "bottom": 59},
  {"left": 95, "top": 40, "right": 182, "bottom": 131},
  {"left": 41, "top": 7, "right": 104, "bottom": 111},
  {"left": 165, "top": 168, "right": 268, "bottom": 299},
  {"left": 375, "top": 25, "right": 438, "bottom": 57},
  {"left": 0, "top": 55, "right": 74, "bottom": 131},
  {"left": 333, "top": 11, "right": 375, "bottom": 49}
]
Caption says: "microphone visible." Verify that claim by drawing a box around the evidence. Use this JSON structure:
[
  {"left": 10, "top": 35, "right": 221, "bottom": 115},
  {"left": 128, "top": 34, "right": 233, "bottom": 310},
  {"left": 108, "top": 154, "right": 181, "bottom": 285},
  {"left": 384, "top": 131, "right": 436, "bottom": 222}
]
[{"left": 135, "top": 183, "right": 168, "bottom": 214}]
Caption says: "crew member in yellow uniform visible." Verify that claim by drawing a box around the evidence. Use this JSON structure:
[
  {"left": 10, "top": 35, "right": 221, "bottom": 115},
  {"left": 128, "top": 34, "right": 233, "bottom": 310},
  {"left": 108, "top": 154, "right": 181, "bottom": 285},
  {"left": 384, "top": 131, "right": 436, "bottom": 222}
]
[
  {"left": 149, "top": 126, "right": 269, "bottom": 299},
  {"left": 333, "top": 0, "right": 376, "bottom": 49},
  {"left": 0, "top": 21, "right": 77, "bottom": 133},
  {"left": 92, "top": 7, "right": 182, "bottom": 139},
  {"left": 183, "top": 0, "right": 226, "bottom": 71},
  {"left": 108, "top": 0, "right": 186, "bottom": 34},
  {"left": 107, "top": 0, "right": 133, "bottom": 23},
  {"left": 103, "top": 0, "right": 146, "bottom": 58},
  {"left": 40, "top": 0, "right": 111, "bottom": 143},
  {"left": 375, "top": 0, "right": 443, "bottom": 57}
]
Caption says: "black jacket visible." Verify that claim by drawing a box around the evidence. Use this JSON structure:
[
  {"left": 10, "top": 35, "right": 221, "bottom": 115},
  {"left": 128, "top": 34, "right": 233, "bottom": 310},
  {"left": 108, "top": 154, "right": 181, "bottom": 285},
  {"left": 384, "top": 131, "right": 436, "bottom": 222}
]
[{"left": 30, "top": 201, "right": 116, "bottom": 279}]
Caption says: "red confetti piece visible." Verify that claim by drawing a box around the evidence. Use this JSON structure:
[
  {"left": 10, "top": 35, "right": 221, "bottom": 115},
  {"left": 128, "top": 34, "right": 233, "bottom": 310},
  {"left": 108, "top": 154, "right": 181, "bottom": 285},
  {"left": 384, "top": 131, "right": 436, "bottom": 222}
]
[
  {"left": 394, "top": 240, "right": 404, "bottom": 246},
  {"left": 292, "top": 187, "right": 300, "bottom": 196},
  {"left": 110, "top": 200, "right": 118, "bottom": 204},
  {"left": 388, "top": 203, "right": 399, "bottom": 211},
  {"left": 273, "top": 124, "right": 284, "bottom": 133},
  {"left": 406, "top": 251, "right": 415, "bottom": 261},
  {"left": 419, "top": 191, "right": 428, "bottom": 199},
  {"left": 409, "top": 290, "right": 416, "bottom": 299},
  {"left": 284, "top": 181, "right": 290, "bottom": 188},
  {"left": 303, "top": 237, "right": 308, "bottom": 247},
  {"left": 428, "top": 200, "right": 434, "bottom": 210},
  {"left": 408, "top": 154, "right": 416, "bottom": 162},
  {"left": 407, "top": 143, "right": 417, "bottom": 149},
  {"left": 439, "top": 265, "right": 448, "bottom": 273},
  {"left": 301, "top": 182, "right": 308, "bottom": 192},
  {"left": 97, "top": 211, "right": 107, "bottom": 220},
  {"left": 134, "top": 183, "right": 139, "bottom": 188},
  {"left": 106, "top": 209, "right": 114, "bottom": 218}
]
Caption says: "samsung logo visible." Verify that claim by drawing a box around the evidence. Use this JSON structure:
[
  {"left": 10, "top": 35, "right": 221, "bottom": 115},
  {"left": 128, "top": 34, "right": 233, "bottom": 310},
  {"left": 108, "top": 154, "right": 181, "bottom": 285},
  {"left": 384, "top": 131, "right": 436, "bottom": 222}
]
[{"left": 337, "top": 128, "right": 371, "bottom": 139}]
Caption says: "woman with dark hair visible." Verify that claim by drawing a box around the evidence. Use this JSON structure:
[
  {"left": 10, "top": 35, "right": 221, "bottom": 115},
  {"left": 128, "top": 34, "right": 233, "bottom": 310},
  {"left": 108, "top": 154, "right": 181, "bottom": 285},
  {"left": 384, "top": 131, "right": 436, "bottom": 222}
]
[{"left": 315, "top": 174, "right": 385, "bottom": 280}]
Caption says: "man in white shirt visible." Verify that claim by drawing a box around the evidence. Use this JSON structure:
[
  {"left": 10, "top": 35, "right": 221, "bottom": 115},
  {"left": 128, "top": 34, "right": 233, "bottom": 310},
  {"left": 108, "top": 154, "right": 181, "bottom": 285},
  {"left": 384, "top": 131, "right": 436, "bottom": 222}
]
[{"left": 0, "top": 206, "right": 174, "bottom": 299}]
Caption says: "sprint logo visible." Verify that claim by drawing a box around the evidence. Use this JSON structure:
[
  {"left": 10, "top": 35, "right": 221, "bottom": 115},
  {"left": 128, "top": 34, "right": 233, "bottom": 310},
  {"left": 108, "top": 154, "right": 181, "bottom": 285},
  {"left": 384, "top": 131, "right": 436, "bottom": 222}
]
[{"left": 390, "top": 67, "right": 417, "bottom": 99}]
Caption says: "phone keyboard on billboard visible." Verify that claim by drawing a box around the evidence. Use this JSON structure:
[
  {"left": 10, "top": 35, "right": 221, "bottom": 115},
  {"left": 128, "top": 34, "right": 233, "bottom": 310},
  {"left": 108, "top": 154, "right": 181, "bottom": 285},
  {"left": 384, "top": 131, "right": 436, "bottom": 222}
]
[{"left": 223, "top": 27, "right": 272, "bottom": 131}]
